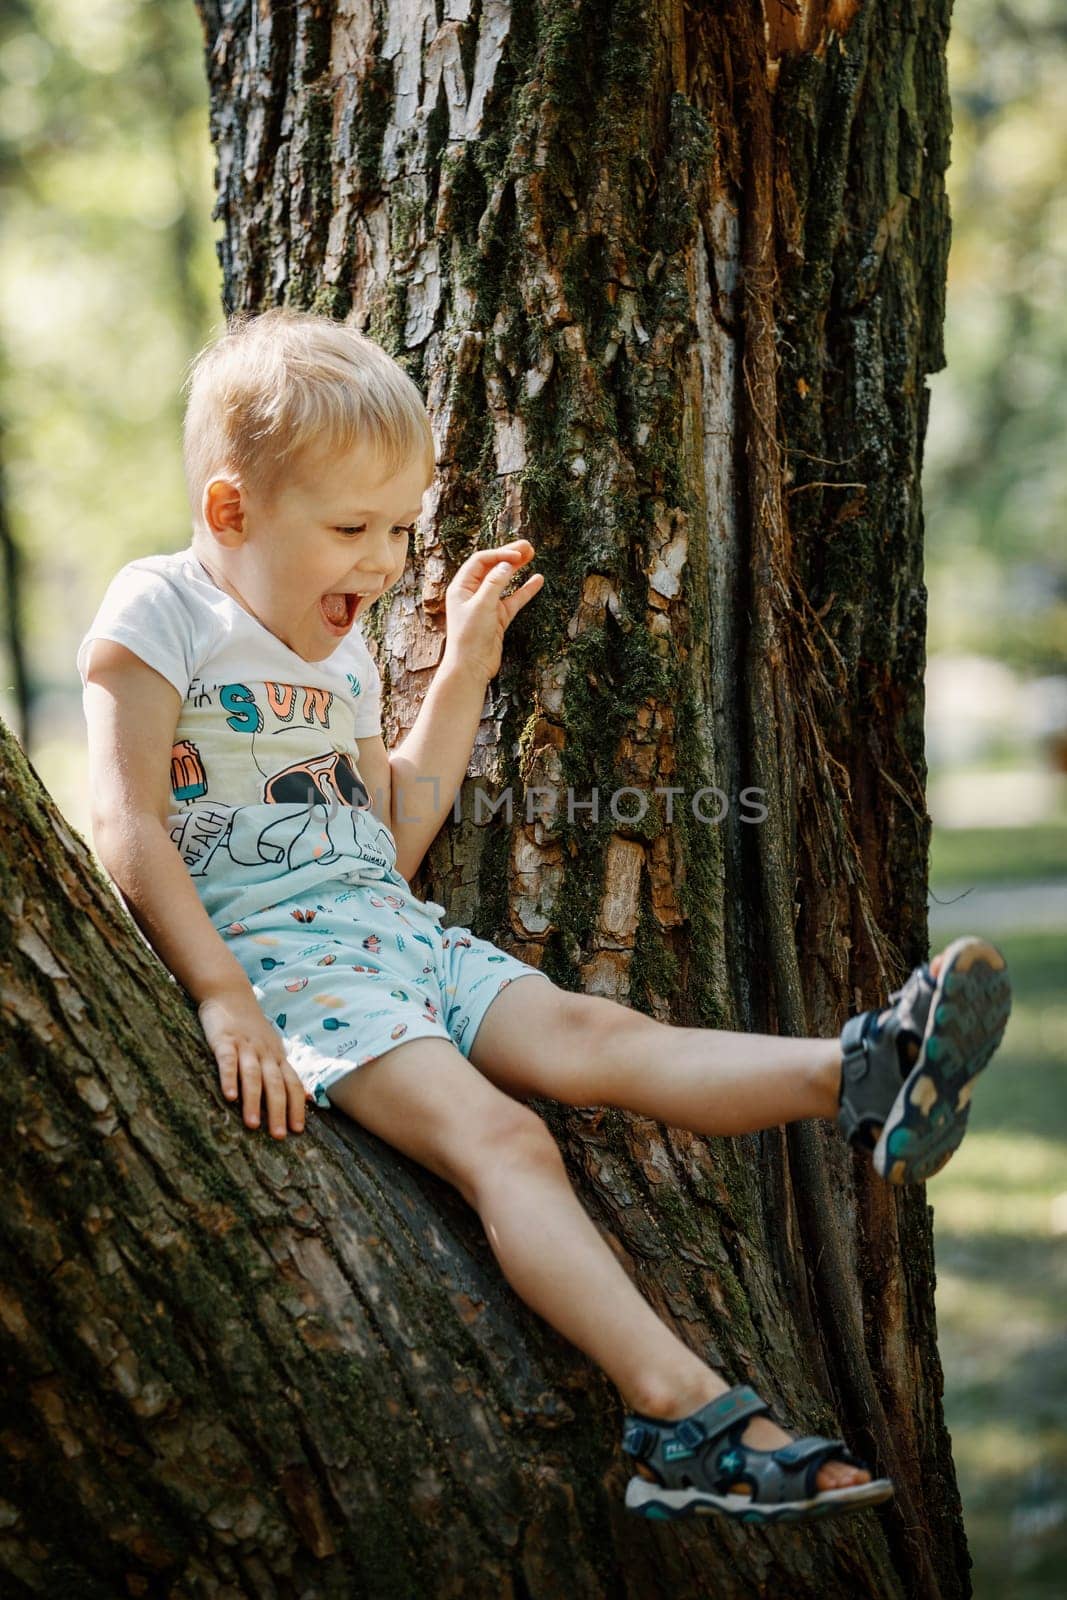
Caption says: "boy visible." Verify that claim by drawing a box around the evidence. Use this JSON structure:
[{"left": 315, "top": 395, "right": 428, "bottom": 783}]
[{"left": 78, "top": 307, "right": 1011, "bottom": 1526}]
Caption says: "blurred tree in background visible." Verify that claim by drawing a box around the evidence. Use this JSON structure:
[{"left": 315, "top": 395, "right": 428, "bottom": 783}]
[
  {"left": 924, "top": 0, "right": 1067, "bottom": 677},
  {"left": 0, "top": 0, "right": 217, "bottom": 777}
]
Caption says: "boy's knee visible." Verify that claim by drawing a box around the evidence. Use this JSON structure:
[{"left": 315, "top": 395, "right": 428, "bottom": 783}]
[
  {"left": 467, "top": 1102, "right": 563, "bottom": 1196},
  {"left": 519, "top": 988, "right": 632, "bottom": 1063},
  {"left": 556, "top": 990, "right": 653, "bottom": 1089},
  {"left": 574, "top": 991, "right": 637, "bottom": 1042}
]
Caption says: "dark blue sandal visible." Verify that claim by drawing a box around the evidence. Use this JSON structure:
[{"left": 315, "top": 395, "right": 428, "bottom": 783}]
[
  {"left": 838, "top": 935, "right": 1011, "bottom": 1185},
  {"left": 622, "top": 1385, "right": 893, "bottom": 1523}
]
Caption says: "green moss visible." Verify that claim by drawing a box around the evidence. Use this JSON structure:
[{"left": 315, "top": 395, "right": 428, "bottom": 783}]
[
  {"left": 560, "top": 625, "right": 669, "bottom": 786},
  {"left": 629, "top": 896, "right": 679, "bottom": 1017},
  {"left": 669, "top": 695, "right": 729, "bottom": 1027},
  {"left": 652, "top": 1179, "right": 701, "bottom": 1245},
  {"left": 355, "top": 57, "right": 394, "bottom": 199},
  {"left": 391, "top": 187, "right": 423, "bottom": 258},
  {"left": 649, "top": 94, "right": 714, "bottom": 259},
  {"left": 301, "top": 82, "right": 335, "bottom": 223},
  {"left": 297, "top": 8, "right": 332, "bottom": 81},
  {"left": 599, "top": 0, "right": 656, "bottom": 106},
  {"left": 366, "top": 279, "right": 408, "bottom": 361},
  {"left": 558, "top": 234, "right": 615, "bottom": 360},
  {"left": 422, "top": 75, "right": 450, "bottom": 234},
  {"left": 307, "top": 280, "right": 351, "bottom": 320},
  {"left": 472, "top": 818, "right": 511, "bottom": 942},
  {"left": 446, "top": 142, "right": 521, "bottom": 327},
  {"left": 533, "top": 0, "right": 589, "bottom": 122},
  {"left": 713, "top": 1253, "right": 763, "bottom": 1349}
]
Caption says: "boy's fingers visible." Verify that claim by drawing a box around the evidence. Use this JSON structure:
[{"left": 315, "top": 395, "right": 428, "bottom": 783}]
[
  {"left": 484, "top": 560, "right": 525, "bottom": 596},
  {"left": 503, "top": 573, "right": 544, "bottom": 618},
  {"left": 238, "top": 1046, "right": 263, "bottom": 1128},
  {"left": 480, "top": 539, "right": 532, "bottom": 562},
  {"left": 460, "top": 542, "right": 532, "bottom": 580},
  {"left": 278, "top": 1061, "right": 307, "bottom": 1131},
  {"left": 284, "top": 1071, "right": 307, "bottom": 1134},
  {"left": 502, "top": 576, "right": 547, "bottom": 624},
  {"left": 260, "top": 1059, "right": 291, "bottom": 1140},
  {"left": 216, "top": 1045, "right": 239, "bottom": 1100},
  {"left": 458, "top": 559, "right": 519, "bottom": 609}
]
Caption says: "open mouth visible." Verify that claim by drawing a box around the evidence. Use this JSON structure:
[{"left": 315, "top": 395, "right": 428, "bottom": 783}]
[{"left": 319, "top": 591, "right": 360, "bottom": 633}]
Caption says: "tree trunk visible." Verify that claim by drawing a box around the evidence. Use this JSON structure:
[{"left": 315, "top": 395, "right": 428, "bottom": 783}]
[{"left": 1, "top": 1, "right": 968, "bottom": 1594}]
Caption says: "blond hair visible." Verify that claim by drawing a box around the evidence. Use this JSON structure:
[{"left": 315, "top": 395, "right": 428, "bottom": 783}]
[{"left": 182, "top": 307, "right": 435, "bottom": 525}]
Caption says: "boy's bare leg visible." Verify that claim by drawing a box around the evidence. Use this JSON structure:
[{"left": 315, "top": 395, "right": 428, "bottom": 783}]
[
  {"left": 470, "top": 954, "right": 948, "bottom": 1136},
  {"left": 326, "top": 1036, "right": 868, "bottom": 1491}
]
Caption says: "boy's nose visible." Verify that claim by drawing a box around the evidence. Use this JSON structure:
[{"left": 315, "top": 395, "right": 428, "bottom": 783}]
[
  {"left": 353, "top": 565, "right": 392, "bottom": 589},
  {"left": 354, "top": 532, "right": 404, "bottom": 579}
]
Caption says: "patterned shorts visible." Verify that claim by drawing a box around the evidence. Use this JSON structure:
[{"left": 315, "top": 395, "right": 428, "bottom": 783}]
[{"left": 219, "top": 872, "right": 553, "bottom": 1107}]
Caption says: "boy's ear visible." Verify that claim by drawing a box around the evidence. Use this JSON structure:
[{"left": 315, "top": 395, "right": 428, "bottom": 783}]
[{"left": 203, "top": 477, "right": 246, "bottom": 542}]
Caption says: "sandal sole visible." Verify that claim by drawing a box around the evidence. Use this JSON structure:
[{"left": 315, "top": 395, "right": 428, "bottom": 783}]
[
  {"left": 874, "top": 936, "right": 1011, "bottom": 1185},
  {"left": 624, "top": 1473, "right": 895, "bottom": 1523}
]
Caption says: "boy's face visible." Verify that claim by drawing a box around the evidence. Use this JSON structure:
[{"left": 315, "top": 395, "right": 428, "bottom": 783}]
[{"left": 201, "top": 443, "right": 432, "bottom": 662}]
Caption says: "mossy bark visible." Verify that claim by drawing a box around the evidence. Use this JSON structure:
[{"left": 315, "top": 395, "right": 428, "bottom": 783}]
[{"left": 1, "top": 1, "right": 966, "bottom": 1594}]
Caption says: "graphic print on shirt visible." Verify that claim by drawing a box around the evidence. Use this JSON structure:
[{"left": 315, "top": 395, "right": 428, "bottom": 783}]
[
  {"left": 166, "top": 673, "right": 391, "bottom": 888},
  {"left": 263, "top": 750, "right": 369, "bottom": 810},
  {"left": 172, "top": 739, "right": 207, "bottom": 802}
]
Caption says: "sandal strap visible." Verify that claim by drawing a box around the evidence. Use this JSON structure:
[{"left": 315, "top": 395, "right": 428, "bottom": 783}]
[
  {"left": 742, "top": 1435, "right": 867, "bottom": 1503},
  {"left": 623, "top": 1384, "right": 768, "bottom": 1463},
  {"left": 772, "top": 1434, "right": 848, "bottom": 1466},
  {"left": 838, "top": 1003, "right": 924, "bottom": 1151},
  {"left": 839, "top": 1010, "right": 871, "bottom": 1081},
  {"left": 838, "top": 960, "right": 940, "bottom": 1149},
  {"left": 668, "top": 1382, "right": 767, "bottom": 1459},
  {"left": 837, "top": 1011, "right": 878, "bottom": 1146},
  {"left": 671, "top": 1385, "right": 768, "bottom": 1450}
]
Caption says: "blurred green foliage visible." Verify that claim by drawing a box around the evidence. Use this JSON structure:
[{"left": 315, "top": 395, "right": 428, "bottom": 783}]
[
  {"left": 0, "top": 0, "right": 218, "bottom": 722},
  {"left": 924, "top": 0, "right": 1067, "bottom": 673}
]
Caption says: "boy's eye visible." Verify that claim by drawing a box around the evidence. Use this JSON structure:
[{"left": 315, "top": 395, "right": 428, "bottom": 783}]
[{"left": 334, "top": 524, "right": 415, "bottom": 538}]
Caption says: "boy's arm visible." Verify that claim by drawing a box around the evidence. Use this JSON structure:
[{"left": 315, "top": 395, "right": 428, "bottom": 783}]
[
  {"left": 83, "top": 639, "right": 310, "bottom": 1138},
  {"left": 378, "top": 649, "right": 491, "bottom": 882},
  {"left": 94, "top": 814, "right": 253, "bottom": 1006},
  {"left": 82, "top": 640, "right": 252, "bottom": 1004},
  {"left": 360, "top": 541, "right": 543, "bottom": 881}
]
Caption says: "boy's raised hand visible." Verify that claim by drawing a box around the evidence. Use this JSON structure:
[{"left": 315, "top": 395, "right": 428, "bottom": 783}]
[
  {"left": 198, "top": 987, "right": 313, "bottom": 1139},
  {"left": 442, "top": 539, "right": 543, "bottom": 683}
]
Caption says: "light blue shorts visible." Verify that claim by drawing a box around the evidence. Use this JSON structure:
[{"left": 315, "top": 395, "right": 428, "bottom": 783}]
[{"left": 218, "top": 872, "right": 553, "bottom": 1107}]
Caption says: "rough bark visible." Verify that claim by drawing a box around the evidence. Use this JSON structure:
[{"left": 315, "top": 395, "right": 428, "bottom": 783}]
[{"left": 1, "top": 0, "right": 968, "bottom": 1594}]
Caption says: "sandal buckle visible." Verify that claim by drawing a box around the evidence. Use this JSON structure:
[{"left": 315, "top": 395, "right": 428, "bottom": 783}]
[
  {"left": 674, "top": 1417, "right": 706, "bottom": 1449},
  {"left": 840, "top": 1010, "right": 871, "bottom": 1075},
  {"left": 622, "top": 1422, "right": 658, "bottom": 1461}
]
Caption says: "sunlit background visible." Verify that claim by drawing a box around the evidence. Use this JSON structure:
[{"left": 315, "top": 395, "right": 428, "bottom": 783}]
[{"left": 1, "top": 2, "right": 1064, "bottom": 1592}]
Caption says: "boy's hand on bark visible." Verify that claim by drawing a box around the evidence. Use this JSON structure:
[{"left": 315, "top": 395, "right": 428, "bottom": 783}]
[
  {"left": 198, "top": 989, "right": 313, "bottom": 1139},
  {"left": 442, "top": 539, "right": 543, "bottom": 683}
]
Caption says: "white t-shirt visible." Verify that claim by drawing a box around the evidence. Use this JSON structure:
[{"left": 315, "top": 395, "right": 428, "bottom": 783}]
[{"left": 77, "top": 545, "right": 411, "bottom": 925}]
